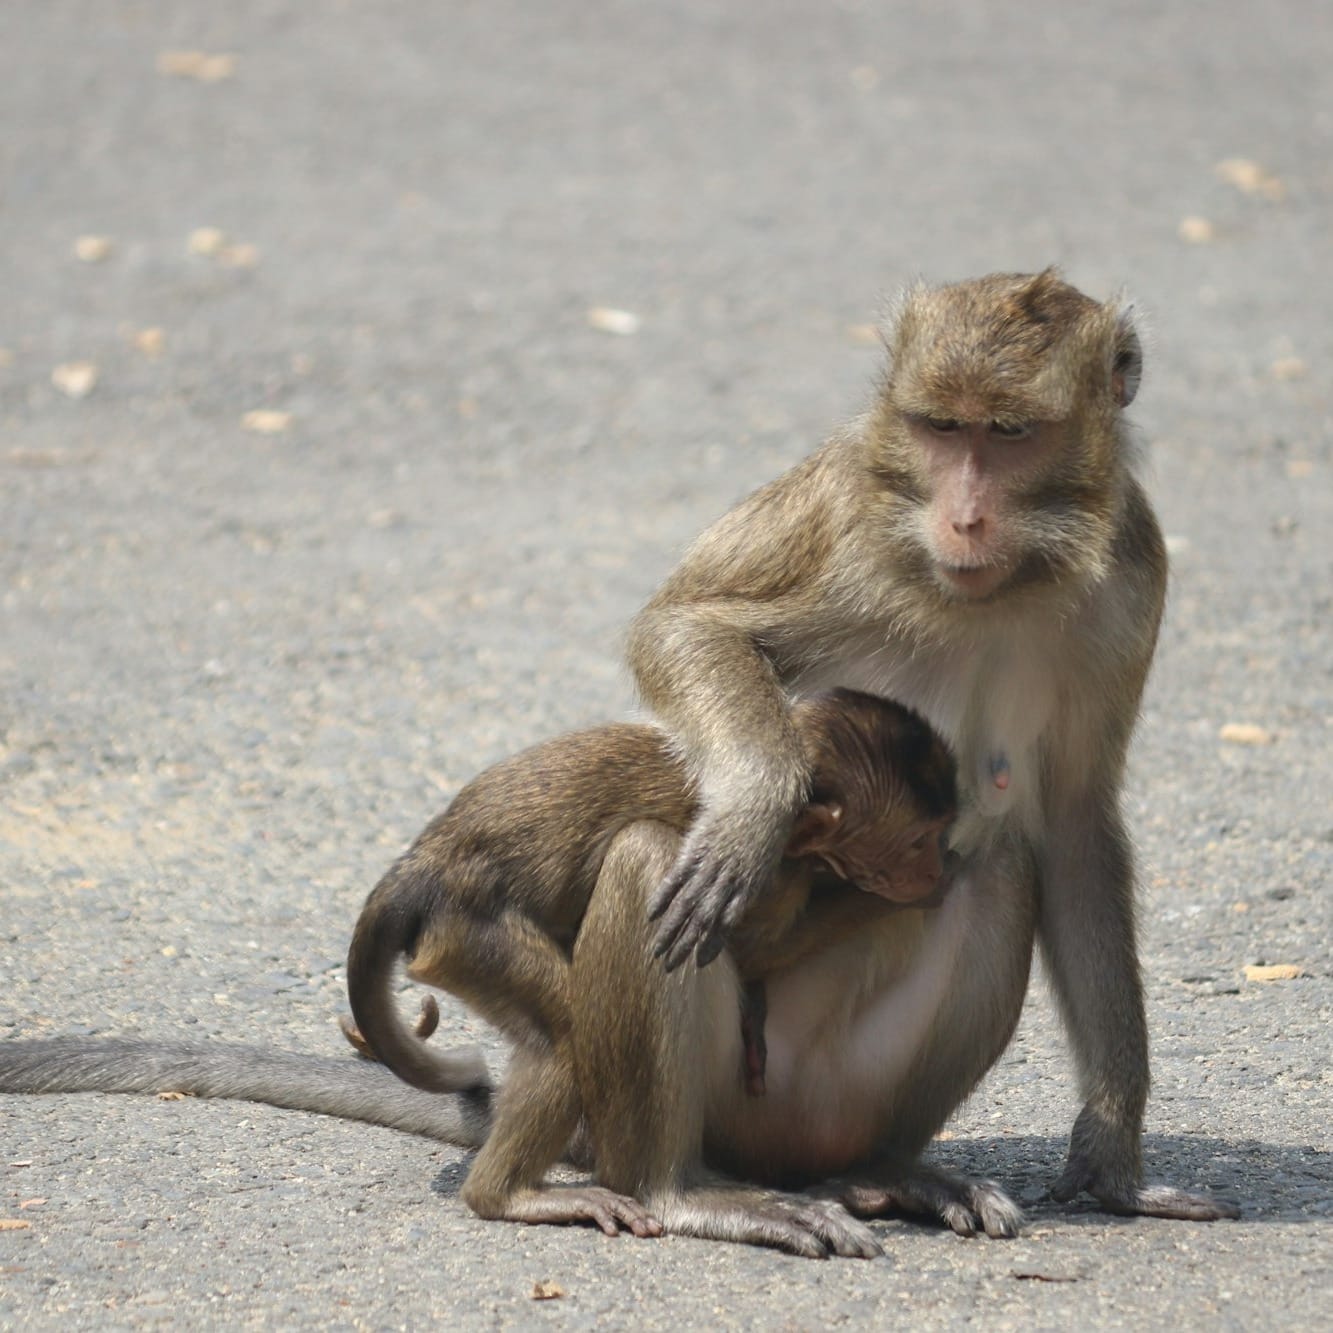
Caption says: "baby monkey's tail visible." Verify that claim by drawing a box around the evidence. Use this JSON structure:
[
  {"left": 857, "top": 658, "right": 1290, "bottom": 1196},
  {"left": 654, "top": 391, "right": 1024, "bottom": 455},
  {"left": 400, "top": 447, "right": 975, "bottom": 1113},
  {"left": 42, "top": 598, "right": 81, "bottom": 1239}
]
[{"left": 345, "top": 858, "right": 491, "bottom": 1095}]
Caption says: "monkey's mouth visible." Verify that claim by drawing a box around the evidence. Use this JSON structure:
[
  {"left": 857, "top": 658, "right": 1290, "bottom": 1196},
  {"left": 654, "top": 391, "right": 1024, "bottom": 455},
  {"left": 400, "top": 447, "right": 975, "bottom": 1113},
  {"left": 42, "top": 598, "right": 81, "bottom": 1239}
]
[{"left": 937, "top": 562, "right": 1008, "bottom": 599}]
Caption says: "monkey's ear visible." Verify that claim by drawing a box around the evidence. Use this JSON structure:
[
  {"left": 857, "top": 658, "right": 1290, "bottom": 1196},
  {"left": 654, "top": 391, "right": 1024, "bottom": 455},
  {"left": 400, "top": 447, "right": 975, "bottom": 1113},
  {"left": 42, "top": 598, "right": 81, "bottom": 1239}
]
[
  {"left": 785, "top": 802, "right": 843, "bottom": 856},
  {"left": 1111, "top": 310, "right": 1143, "bottom": 408}
]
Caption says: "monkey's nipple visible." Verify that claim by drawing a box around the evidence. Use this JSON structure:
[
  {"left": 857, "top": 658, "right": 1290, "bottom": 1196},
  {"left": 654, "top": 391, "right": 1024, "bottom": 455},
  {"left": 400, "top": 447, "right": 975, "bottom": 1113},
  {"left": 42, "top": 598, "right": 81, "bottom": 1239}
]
[{"left": 989, "top": 752, "right": 1011, "bottom": 791}]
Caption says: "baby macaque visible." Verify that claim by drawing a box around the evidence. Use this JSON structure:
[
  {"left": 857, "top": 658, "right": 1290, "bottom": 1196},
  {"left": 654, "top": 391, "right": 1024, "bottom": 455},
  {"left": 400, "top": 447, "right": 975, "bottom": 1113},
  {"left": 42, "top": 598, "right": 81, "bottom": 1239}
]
[{"left": 344, "top": 687, "right": 956, "bottom": 1231}]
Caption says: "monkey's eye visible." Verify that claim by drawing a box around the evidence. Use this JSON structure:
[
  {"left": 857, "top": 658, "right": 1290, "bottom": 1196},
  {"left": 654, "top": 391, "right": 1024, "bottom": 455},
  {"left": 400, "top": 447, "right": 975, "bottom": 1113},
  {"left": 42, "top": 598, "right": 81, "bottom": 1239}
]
[
  {"left": 990, "top": 420, "right": 1033, "bottom": 440},
  {"left": 924, "top": 417, "right": 962, "bottom": 434}
]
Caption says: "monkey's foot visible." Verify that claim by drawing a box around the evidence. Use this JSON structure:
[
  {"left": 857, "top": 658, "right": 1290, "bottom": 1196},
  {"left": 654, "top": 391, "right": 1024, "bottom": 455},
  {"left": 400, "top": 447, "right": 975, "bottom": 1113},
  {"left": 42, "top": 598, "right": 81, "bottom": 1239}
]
[
  {"left": 1053, "top": 1163, "right": 1241, "bottom": 1221},
  {"left": 338, "top": 996, "right": 441, "bottom": 1062},
  {"left": 1053, "top": 1109, "right": 1241, "bottom": 1221},
  {"left": 653, "top": 1189, "right": 883, "bottom": 1259},
  {"left": 825, "top": 1164, "right": 1024, "bottom": 1239},
  {"left": 493, "top": 1186, "right": 663, "bottom": 1238}
]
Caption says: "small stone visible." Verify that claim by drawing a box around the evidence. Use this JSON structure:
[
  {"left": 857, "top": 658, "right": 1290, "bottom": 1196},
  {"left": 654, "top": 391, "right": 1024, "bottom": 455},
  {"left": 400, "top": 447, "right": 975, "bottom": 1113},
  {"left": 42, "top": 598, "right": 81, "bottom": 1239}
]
[
  {"left": 1214, "top": 158, "right": 1285, "bottom": 200},
  {"left": 187, "top": 227, "right": 227, "bottom": 256},
  {"left": 1272, "top": 357, "right": 1308, "bottom": 382},
  {"left": 157, "top": 51, "right": 236, "bottom": 83},
  {"left": 220, "top": 243, "right": 260, "bottom": 268},
  {"left": 73, "top": 235, "right": 113, "bottom": 263},
  {"left": 1232, "top": 902, "right": 1250, "bottom": 913},
  {"left": 586, "top": 306, "right": 641, "bottom": 335},
  {"left": 1219, "top": 723, "right": 1274, "bottom": 746},
  {"left": 51, "top": 362, "right": 99, "bottom": 398},
  {"left": 241, "top": 410, "right": 293, "bottom": 435},
  {"left": 1243, "top": 964, "right": 1306, "bottom": 982},
  {"left": 132, "top": 327, "right": 166, "bottom": 358},
  {"left": 531, "top": 1281, "right": 565, "bottom": 1300},
  {"left": 1178, "top": 216, "right": 1215, "bottom": 244}
]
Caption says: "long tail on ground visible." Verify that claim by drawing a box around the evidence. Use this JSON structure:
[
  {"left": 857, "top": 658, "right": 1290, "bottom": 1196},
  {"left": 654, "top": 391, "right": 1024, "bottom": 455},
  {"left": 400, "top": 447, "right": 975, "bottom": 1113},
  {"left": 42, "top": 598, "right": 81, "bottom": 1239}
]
[{"left": 0, "top": 1037, "right": 490, "bottom": 1145}]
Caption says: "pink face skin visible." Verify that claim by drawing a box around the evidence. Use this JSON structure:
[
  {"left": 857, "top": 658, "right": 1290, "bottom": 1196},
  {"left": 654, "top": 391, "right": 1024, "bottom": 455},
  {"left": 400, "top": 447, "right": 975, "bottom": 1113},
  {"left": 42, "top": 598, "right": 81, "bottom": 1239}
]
[{"left": 908, "top": 415, "right": 1058, "bottom": 601}]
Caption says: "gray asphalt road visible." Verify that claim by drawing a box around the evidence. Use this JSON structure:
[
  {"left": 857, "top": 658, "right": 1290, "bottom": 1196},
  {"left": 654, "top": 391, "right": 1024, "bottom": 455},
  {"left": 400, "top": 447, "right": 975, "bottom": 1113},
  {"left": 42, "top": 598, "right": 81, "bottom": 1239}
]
[{"left": 2, "top": 2, "right": 1330, "bottom": 1327}]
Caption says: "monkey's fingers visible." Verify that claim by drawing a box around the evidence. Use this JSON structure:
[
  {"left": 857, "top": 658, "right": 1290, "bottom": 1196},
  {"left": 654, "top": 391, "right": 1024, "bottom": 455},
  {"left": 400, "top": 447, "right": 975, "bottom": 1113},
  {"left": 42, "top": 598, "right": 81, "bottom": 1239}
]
[
  {"left": 652, "top": 863, "right": 731, "bottom": 972},
  {"left": 790, "top": 1202, "right": 883, "bottom": 1260},
  {"left": 647, "top": 849, "right": 702, "bottom": 922},
  {"left": 529, "top": 1187, "right": 663, "bottom": 1238},
  {"left": 825, "top": 1168, "right": 1022, "bottom": 1239}
]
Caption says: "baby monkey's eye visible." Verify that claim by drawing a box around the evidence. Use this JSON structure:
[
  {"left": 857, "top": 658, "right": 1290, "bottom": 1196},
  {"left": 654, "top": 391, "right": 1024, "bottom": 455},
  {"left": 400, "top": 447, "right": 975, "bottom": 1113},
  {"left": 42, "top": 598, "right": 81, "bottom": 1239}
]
[
  {"left": 990, "top": 420, "right": 1034, "bottom": 440},
  {"left": 925, "top": 417, "right": 962, "bottom": 434}
]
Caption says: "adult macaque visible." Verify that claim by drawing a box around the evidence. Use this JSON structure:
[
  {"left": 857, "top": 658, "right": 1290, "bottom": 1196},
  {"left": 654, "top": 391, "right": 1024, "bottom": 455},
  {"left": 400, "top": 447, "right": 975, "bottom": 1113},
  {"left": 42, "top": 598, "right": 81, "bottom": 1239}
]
[
  {"left": 345, "top": 687, "right": 956, "bottom": 1236},
  {"left": 630, "top": 269, "right": 1240, "bottom": 1224}
]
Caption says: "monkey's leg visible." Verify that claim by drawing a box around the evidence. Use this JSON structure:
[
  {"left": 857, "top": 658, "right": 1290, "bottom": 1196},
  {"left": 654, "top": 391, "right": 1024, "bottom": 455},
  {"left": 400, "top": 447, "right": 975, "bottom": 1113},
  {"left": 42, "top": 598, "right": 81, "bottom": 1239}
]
[
  {"left": 574, "top": 822, "right": 882, "bottom": 1260},
  {"left": 822, "top": 1161, "right": 1024, "bottom": 1239},
  {"left": 460, "top": 1043, "right": 660, "bottom": 1238}
]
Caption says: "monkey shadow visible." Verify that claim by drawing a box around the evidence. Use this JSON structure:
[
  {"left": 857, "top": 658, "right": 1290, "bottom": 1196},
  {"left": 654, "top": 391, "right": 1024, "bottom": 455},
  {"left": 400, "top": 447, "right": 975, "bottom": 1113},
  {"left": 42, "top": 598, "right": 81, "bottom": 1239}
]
[
  {"left": 430, "top": 1136, "right": 1327, "bottom": 1225},
  {"left": 930, "top": 1133, "right": 1328, "bottom": 1224}
]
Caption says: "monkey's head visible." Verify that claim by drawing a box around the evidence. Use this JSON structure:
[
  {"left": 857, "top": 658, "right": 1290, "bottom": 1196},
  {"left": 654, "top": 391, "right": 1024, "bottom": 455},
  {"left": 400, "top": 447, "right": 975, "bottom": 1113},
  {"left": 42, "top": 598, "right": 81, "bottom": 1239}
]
[
  {"left": 787, "top": 689, "right": 957, "bottom": 904},
  {"left": 870, "top": 268, "right": 1142, "bottom": 606}
]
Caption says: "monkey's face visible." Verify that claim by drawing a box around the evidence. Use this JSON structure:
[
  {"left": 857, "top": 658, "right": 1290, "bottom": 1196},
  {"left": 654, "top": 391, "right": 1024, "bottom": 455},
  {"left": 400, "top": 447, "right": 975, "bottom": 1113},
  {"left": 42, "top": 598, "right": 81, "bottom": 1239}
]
[
  {"left": 821, "top": 815, "right": 952, "bottom": 905},
  {"left": 872, "top": 270, "right": 1141, "bottom": 606},
  {"left": 904, "top": 414, "right": 1064, "bottom": 602}
]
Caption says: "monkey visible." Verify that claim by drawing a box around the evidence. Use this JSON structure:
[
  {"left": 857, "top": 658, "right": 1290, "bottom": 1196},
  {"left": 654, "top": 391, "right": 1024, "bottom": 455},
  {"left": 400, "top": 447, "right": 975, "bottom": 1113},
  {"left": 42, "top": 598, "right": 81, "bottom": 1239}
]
[
  {"left": 342, "top": 687, "right": 956, "bottom": 1236},
  {"left": 625, "top": 269, "right": 1240, "bottom": 1226},
  {"left": 0, "top": 689, "right": 959, "bottom": 1256}
]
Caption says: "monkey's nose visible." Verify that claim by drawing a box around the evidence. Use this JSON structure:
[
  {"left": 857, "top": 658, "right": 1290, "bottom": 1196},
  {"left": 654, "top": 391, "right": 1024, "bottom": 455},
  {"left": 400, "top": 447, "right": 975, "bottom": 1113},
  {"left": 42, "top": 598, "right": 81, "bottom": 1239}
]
[{"left": 951, "top": 516, "right": 985, "bottom": 537}]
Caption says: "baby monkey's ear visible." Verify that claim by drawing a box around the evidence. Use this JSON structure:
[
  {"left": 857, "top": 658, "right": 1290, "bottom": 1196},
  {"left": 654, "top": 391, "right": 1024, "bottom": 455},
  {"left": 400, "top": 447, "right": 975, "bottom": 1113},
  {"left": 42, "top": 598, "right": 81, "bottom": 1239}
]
[{"left": 784, "top": 802, "right": 843, "bottom": 857}]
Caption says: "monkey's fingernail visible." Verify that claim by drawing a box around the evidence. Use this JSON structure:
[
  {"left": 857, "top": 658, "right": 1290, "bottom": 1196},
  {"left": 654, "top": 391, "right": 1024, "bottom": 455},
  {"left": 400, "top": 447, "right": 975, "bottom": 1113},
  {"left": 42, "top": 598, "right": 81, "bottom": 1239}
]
[{"left": 696, "top": 935, "right": 725, "bottom": 967}]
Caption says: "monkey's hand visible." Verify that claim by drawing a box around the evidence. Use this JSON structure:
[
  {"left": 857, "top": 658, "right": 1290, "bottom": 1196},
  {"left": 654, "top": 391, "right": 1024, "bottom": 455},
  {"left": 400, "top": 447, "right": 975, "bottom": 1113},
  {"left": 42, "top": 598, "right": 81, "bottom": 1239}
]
[
  {"left": 649, "top": 819, "right": 785, "bottom": 972},
  {"left": 1052, "top": 1103, "right": 1241, "bottom": 1221}
]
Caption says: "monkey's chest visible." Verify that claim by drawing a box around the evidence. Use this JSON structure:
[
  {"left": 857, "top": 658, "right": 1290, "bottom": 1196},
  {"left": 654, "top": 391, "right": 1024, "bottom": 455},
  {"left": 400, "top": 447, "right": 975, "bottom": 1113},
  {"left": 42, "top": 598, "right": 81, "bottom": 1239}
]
[{"left": 800, "top": 629, "right": 1058, "bottom": 837}]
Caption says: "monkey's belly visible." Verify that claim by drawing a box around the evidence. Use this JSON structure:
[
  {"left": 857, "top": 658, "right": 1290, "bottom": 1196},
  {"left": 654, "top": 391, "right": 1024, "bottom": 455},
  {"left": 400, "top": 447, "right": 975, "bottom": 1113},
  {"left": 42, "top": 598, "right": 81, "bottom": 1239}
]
[{"left": 708, "top": 885, "right": 976, "bottom": 1181}]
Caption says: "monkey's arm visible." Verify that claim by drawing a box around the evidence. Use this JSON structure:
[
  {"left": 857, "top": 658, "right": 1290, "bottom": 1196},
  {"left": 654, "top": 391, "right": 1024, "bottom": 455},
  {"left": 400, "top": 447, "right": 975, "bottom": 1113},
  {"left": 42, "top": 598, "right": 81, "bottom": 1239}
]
[
  {"left": 628, "top": 453, "right": 846, "bottom": 970},
  {"left": 1039, "top": 787, "right": 1239, "bottom": 1221},
  {"left": 1039, "top": 518, "right": 1239, "bottom": 1223}
]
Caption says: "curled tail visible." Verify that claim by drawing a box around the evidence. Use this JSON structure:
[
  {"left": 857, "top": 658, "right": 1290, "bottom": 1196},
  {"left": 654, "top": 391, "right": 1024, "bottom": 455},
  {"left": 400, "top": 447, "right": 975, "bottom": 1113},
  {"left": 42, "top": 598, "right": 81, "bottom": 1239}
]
[{"left": 346, "top": 860, "right": 492, "bottom": 1094}]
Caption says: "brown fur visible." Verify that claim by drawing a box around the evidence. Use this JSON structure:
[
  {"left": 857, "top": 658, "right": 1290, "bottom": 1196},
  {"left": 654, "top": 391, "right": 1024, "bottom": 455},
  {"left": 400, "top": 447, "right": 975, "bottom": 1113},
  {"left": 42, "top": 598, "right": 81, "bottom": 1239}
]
[
  {"left": 343, "top": 688, "right": 954, "bottom": 1236},
  {"left": 629, "top": 270, "right": 1238, "bottom": 1227}
]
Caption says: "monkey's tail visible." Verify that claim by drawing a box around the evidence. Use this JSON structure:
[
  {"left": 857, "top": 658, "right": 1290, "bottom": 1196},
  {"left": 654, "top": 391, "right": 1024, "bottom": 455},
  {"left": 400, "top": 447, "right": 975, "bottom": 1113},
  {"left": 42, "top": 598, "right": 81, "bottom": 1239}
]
[
  {"left": 346, "top": 868, "right": 492, "bottom": 1095},
  {"left": 0, "top": 1037, "right": 490, "bottom": 1146}
]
